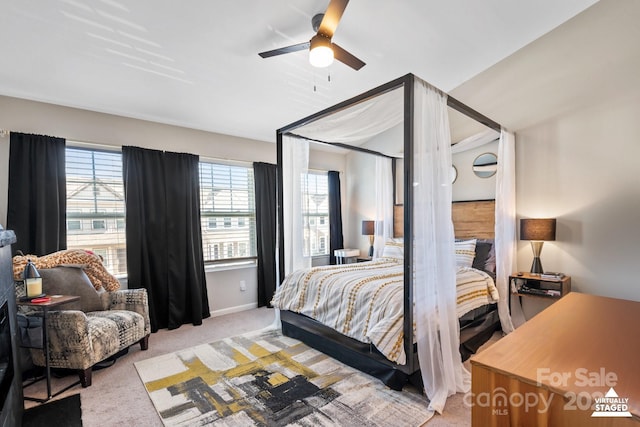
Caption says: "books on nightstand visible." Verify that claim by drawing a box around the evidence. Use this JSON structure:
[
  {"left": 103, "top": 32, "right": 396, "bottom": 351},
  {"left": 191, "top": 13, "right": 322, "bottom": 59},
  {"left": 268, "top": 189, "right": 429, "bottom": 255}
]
[
  {"left": 540, "top": 272, "right": 565, "bottom": 280},
  {"left": 519, "top": 286, "right": 561, "bottom": 297}
]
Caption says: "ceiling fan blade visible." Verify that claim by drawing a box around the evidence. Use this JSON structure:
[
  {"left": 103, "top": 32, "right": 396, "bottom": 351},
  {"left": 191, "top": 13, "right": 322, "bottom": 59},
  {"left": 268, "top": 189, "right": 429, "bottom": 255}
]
[
  {"left": 318, "top": 0, "right": 349, "bottom": 38},
  {"left": 259, "top": 41, "right": 310, "bottom": 58},
  {"left": 332, "top": 43, "right": 365, "bottom": 70}
]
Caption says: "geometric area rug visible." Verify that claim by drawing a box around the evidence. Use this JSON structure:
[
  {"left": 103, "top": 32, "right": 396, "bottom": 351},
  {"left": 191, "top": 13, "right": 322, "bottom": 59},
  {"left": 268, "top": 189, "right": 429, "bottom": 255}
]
[{"left": 135, "top": 328, "right": 432, "bottom": 426}]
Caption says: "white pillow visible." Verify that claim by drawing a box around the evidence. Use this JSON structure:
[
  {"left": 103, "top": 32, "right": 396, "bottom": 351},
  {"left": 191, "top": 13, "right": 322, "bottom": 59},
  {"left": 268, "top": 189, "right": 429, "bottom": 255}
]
[
  {"left": 380, "top": 238, "right": 404, "bottom": 261},
  {"left": 455, "top": 239, "right": 477, "bottom": 268}
]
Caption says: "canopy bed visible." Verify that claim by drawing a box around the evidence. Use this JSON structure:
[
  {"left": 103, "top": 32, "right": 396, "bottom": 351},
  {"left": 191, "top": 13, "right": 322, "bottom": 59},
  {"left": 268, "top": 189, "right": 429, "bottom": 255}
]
[{"left": 273, "top": 74, "right": 517, "bottom": 416}]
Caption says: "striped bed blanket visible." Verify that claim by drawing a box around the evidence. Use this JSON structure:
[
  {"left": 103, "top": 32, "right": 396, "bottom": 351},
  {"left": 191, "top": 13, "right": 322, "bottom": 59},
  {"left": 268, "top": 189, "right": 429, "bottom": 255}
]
[{"left": 271, "top": 259, "right": 499, "bottom": 365}]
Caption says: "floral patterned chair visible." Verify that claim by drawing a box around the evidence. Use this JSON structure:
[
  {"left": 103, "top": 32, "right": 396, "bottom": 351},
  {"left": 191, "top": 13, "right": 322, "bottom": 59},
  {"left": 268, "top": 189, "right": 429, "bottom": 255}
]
[{"left": 17, "top": 266, "right": 150, "bottom": 387}]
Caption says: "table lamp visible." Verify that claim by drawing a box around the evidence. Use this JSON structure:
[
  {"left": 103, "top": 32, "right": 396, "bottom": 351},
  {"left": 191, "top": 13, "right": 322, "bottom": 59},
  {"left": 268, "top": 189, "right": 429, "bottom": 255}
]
[
  {"left": 362, "top": 220, "right": 375, "bottom": 257},
  {"left": 23, "top": 259, "right": 43, "bottom": 298},
  {"left": 520, "top": 218, "right": 556, "bottom": 274}
]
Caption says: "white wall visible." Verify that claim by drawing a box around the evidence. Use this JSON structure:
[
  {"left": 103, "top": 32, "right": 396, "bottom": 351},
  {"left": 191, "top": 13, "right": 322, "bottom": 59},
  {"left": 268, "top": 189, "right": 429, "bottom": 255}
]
[
  {"left": 452, "top": 139, "right": 498, "bottom": 202},
  {"left": 0, "top": 95, "right": 344, "bottom": 314},
  {"left": 515, "top": 93, "right": 640, "bottom": 302},
  {"left": 344, "top": 150, "right": 377, "bottom": 256},
  {"left": 205, "top": 265, "right": 257, "bottom": 317}
]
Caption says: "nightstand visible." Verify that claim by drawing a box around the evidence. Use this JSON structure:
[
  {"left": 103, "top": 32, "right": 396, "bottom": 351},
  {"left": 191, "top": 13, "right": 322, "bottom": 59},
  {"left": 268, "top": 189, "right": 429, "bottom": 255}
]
[
  {"left": 509, "top": 272, "right": 571, "bottom": 312},
  {"left": 334, "top": 249, "right": 360, "bottom": 264}
]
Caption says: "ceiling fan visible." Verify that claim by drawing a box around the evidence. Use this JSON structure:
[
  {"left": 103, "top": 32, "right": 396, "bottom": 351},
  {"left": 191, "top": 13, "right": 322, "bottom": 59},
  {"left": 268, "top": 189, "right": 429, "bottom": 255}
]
[{"left": 258, "top": 0, "right": 365, "bottom": 70}]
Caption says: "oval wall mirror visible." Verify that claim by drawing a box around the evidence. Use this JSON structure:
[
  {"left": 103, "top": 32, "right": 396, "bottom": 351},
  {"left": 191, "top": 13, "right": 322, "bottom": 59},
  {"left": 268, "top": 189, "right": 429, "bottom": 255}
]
[
  {"left": 451, "top": 165, "right": 458, "bottom": 183},
  {"left": 472, "top": 152, "right": 497, "bottom": 178}
]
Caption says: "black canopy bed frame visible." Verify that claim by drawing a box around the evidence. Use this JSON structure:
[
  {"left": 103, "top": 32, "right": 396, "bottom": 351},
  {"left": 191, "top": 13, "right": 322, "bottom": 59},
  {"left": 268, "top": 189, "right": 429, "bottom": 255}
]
[{"left": 275, "top": 73, "right": 502, "bottom": 391}]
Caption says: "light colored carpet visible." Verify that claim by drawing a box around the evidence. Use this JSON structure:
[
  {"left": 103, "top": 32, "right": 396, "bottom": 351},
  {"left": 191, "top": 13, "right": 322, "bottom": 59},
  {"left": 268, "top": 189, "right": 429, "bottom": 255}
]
[
  {"left": 24, "top": 308, "right": 501, "bottom": 426},
  {"left": 24, "top": 307, "right": 277, "bottom": 426},
  {"left": 135, "top": 328, "right": 433, "bottom": 426}
]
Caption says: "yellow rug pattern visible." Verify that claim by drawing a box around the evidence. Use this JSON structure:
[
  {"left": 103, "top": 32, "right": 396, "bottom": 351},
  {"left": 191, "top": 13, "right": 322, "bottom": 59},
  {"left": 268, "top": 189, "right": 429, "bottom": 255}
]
[{"left": 135, "top": 328, "right": 431, "bottom": 426}]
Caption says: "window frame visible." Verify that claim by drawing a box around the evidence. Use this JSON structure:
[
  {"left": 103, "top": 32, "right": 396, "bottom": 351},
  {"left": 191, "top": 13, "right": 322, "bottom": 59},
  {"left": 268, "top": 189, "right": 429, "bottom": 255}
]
[
  {"left": 199, "top": 159, "right": 257, "bottom": 265},
  {"left": 301, "top": 170, "right": 331, "bottom": 258},
  {"left": 65, "top": 143, "right": 127, "bottom": 276}
]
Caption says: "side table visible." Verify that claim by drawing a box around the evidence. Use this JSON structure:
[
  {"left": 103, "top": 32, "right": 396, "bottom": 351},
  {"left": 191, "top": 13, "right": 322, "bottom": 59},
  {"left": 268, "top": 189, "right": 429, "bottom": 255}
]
[
  {"left": 509, "top": 272, "right": 571, "bottom": 313},
  {"left": 334, "top": 249, "right": 360, "bottom": 264},
  {"left": 18, "top": 295, "right": 80, "bottom": 403}
]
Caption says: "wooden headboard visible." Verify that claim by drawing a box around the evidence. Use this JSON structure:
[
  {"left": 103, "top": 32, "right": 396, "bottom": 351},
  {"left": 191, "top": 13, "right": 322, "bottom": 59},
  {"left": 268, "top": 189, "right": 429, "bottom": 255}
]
[{"left": 393, "top": 200, "right": 495, "bottom": 239}]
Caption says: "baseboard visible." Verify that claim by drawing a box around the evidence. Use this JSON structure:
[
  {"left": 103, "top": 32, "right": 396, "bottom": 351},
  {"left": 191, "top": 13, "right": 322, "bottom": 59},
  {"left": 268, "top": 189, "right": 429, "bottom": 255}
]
[{"left": 210, "top": 302, "right": 258, "bottom": 318}]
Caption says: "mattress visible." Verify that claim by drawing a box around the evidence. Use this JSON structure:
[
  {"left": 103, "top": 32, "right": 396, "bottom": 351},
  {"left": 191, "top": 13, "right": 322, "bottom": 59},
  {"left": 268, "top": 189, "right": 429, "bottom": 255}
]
[{"left": 271, "top": 259, "right": 499, "bottom": 364}]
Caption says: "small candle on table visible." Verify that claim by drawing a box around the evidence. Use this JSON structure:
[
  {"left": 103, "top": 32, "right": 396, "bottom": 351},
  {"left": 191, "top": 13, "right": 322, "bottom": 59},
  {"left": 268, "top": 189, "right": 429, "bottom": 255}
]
[{"left": 26, "top": 277, "right": 42, "bottom": 297}]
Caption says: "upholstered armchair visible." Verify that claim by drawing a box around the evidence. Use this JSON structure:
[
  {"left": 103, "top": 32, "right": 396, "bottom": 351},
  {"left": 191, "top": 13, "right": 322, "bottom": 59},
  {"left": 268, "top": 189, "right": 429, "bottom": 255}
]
[{"left": 19, "top": 266, "right": 150, "bottom": 387}]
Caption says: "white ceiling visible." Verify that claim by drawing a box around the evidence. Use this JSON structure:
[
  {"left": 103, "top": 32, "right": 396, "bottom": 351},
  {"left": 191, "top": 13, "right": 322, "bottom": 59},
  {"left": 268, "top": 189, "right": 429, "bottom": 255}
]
[{"left": 0, "top": 0, "right": 600, "bottom": 143}]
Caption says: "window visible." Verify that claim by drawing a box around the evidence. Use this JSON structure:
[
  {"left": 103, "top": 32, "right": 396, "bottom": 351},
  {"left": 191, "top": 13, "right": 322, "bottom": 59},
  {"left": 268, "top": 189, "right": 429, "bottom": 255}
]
[
  {"left": 302, "top": 172, "right": 330, "bottom": 257},
  {"left": 67, "top": 148, "right": 258, "bottom": 270},
  {"left": 66, "top": 147, "right": 127, "bottom": 275},
  {"left": 199, "top": 161, "right": 256, "bottom": 262},
  {"left": 68, "top": 220, "right": 82, "bottom": 230}
]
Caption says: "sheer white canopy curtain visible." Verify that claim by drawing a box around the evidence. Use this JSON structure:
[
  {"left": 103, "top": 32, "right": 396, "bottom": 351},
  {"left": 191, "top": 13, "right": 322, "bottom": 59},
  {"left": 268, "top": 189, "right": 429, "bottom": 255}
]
[
  {"left": 282, "top": 135, "right": 310, "bottom": 275},
  {"left": 373, "top": 156, "right": 394, "bottom": 258},
  {"left": 413, "top": 80, "right": 470, "bottom": 418},
  {"left": 496, "top": 130, "right": 519, "bottom": 331},
  {"left": 288, "top": 88, "right": 403, "bottom": 146}
]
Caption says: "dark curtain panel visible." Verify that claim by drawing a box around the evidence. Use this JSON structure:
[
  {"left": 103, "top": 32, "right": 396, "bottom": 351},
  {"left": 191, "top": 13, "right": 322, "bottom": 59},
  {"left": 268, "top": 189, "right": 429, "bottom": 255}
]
[
  {"left": 7, "top": 132, "right": 66, "bottom": 256},
  {"left": 253, "top": 162, "right": 278, "bottom": 307},
  {"left": 328, "top": 170, "right": 344, "bottom": 265},
  {"left": 122, "top": 146, "right": 209, "bottom": 332}
]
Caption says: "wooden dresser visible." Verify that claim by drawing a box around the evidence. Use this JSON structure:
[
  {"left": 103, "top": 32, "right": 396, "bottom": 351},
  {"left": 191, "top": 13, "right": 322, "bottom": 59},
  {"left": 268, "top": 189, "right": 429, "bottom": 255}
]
[{"left": 470, "top": 292, "right": 639, "bottom": 426}]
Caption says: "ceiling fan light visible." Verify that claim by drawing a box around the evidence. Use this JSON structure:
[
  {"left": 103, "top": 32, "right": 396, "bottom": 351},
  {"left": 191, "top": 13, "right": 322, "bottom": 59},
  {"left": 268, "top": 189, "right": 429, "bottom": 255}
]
[{"left": 309, "top": 35, "right": 334, "bottom": 68}]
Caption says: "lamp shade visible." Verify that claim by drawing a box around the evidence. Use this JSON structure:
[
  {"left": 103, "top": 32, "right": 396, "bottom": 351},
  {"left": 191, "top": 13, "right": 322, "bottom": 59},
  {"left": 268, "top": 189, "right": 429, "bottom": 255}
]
[
  {"left": 520, "top": 218, "right": 556, "bottom": 241},
  {"left": 309, "top": 34, "right": 334, "bottom": 68},
  {"left": 361, "top": 220, "right": 375, "bottom": 236},
  {"left": 22, "top": 259, "right": 41, "bottom": 280}
]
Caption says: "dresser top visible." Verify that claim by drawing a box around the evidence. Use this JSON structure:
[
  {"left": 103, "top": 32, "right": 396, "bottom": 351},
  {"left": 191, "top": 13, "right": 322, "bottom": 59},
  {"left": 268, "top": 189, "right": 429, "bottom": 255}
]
[{"left": 471, "top": 292, "right": 640, "bottom": 419}]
